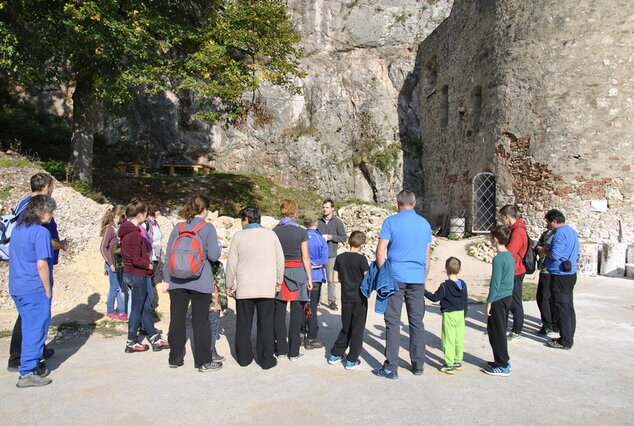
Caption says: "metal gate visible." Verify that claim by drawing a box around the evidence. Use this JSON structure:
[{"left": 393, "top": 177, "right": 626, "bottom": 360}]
[{"left": 472, "top": 172, "right": 496, "bottom": 233}]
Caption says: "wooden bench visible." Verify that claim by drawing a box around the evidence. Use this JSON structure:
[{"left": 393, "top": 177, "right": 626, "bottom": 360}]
[
  {"left": 117, "top": 162, "right": 150, "bottom": 176},
  {"left": 163, "top": 164, "right": 214, "bottom": 177}
]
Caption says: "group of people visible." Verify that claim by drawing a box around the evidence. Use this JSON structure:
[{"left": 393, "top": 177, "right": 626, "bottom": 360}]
[{"left": 4, "top": 172, "right": 581, "bottom": 387}]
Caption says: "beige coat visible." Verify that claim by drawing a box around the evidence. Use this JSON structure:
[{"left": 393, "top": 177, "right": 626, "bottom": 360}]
[{"left": 226, "top": 227, "right": 285, "bottom": 299}]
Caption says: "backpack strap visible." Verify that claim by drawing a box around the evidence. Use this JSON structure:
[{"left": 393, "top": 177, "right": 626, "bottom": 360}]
[
  {"left": 177, "top": 221, "right": 207, "bottom": 236},
  {"left": 12, "top": 200, "right": 29, "bottom": 220}
]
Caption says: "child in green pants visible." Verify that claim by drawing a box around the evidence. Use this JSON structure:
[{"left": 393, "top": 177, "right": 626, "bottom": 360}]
[{"left": 424, "top": 257, "right": 468, "bottom": 374}]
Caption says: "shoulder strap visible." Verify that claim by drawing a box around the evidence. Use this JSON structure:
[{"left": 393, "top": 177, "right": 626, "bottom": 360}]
[
  {"left": 13, "top": 200, "right": 29, "bottom": 217},
  {"left": 178, "top": 221, "right": 207, "bottom": 236}
]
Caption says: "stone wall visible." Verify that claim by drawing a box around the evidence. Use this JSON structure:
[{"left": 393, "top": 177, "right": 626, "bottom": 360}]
[{"left": 417, "top": 0, "right": 634, "bottom": 243}]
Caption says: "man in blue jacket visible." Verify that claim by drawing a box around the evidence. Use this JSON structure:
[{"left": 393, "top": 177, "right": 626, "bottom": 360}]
[
  {"left": 372, "top": 190, "right": 432, "bottom": 379},
  {"left": 302, "top": 217, "right": 329, "bottom": 349},
  {"left": 538, "top": 209, "right": 579, "bottom": 350}
]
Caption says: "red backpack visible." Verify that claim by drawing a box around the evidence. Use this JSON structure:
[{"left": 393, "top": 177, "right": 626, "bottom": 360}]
[{"left": 168, "top": 222, "right": 207, "bottom": 280}]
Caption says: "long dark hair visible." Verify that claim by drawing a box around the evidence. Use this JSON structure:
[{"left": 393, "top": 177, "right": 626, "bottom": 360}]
[{"left": 18, "top": 195, "right": 57, "bottom": 226}]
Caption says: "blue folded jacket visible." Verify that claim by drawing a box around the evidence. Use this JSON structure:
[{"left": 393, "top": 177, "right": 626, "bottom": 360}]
[{"left": 361, "top": 260, "right": 399, "bottom": 314}]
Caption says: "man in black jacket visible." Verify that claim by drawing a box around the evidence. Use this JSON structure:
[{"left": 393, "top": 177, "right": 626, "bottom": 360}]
[{"left": 317, "top": 199, "right": 347, "bottom": 311}]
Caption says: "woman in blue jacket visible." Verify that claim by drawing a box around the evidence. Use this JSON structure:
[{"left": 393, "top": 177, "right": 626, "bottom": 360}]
[{"left": 9, "top": 195, "right": 57, "bottom": 388}]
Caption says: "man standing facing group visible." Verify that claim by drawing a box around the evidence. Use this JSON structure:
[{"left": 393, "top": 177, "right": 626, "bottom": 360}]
[{"left": 317, "top": 199, "right": 347, "bottom": 311}]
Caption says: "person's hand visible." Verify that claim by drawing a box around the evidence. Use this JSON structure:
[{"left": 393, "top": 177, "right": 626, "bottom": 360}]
[
  {"left": 59, "top": 239, "right": 70, "bottom": 251},
  {"left": 148, "top": 263, "right": 154, "bottom": 270},
  {"left": 103, "top": 269, "right": 109, "bottom": 276},
  {"left": 326, "top": 234, "right": 333, "bottom": 241},
  {"left": 45, "top": 288, "right": 52, "bottom": 299},
  {"left": 227, "top": 287, "right": 236, "bottom": 297},
  {"left": 307, "top": 281, "right": 313, "bottom": 291},
  {"left": 221, "top": 309, "right": 228, "bottom": 316},
  {"left": 159, "top": 282, "right": 169, "bottom": 294},
  {"left": 486, "top": 303, "right": 492, "bottom": 316},
  {"left": 110, "top": 265, "right": 116, "bottom": 273},
  {"left": 275, "top": 284, "right": 282, "bottom": 293}
]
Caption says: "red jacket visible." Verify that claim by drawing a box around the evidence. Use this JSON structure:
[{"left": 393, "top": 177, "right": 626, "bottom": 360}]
[
  {"left": 118, "top": 221, "right": 153, "bottom": 278},
  {"left": 507, "top": 219, "right": 528, "bottom": 275}
]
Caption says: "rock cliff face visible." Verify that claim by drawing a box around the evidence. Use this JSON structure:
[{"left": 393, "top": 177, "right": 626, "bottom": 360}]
[{"left": 102, "top": 0, "right": 453, "bottom": 203}]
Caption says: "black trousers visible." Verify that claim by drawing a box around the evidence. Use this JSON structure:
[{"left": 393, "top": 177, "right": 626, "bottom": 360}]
[
  {"left": 551, "top": 274, "right": 577, "bottom": 348},
  {"left": 235, "top": 298, "right": 276, "bottom": 369},
  {"left": 331, "top": 299, "right": 368, "bottom": 363},
  {"left": 304, "top": 282, "right": 322, "bottom": 340},
  {"left": 8, "top": 315, "right": 48, "bottom": 368},
  {"left": 487, "top": 296, "right": 512, "bottom": 368},
  {"left": 536, "top": 272, "right": 558, "bottom": 329},
  {"left": 509, "top": 274, "right": 525, "bottom": 334},
  {"left": 274, "top": 300, "right": 304, "bottom": 357},
  {"left": 168, "top": 289, "right": 212, "bottom": 367}
]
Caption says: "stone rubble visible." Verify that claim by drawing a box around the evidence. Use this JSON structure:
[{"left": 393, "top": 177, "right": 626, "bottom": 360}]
[{"left": 467, "top": 240, "right": 496, "bottom": 264}]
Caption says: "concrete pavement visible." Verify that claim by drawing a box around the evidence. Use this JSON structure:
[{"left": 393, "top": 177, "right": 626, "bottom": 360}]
[{"left": 0, "top": 276, "right": 633, "bottom": 425}]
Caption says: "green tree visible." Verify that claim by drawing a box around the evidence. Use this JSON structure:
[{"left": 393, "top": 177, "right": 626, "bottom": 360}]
[{"left": 0, "top": 0, "right": 302, "bottom": 183}]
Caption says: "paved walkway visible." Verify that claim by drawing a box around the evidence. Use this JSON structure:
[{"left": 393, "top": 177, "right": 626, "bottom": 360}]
[{"left": 0, "top": 276, "right": 633, "bottom": 425}]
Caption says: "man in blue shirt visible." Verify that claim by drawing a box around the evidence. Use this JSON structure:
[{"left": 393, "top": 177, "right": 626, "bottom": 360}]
[
  {"left": 537, "top": 209, "right": 579, "bottom": 350},
  {"left": 372, "top": 190, "right": 432, "bottom": 379},
  {"left": 7, "top": 173, "right": 69, "bottom": 372}
]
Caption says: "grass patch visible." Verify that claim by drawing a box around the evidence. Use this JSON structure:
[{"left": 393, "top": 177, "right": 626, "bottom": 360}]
[
  {"left": 68, "top": 180, "right": 106, "bottom": 203},
  {"left": 523, "top": 281, "right": 537, "bottom": 301},
  {"left": 94, "top": 320, "right": 126, "bottom": 338},
  {"left": 0, "top": 157, "right": 38, "bottom": 168},
  {"left": 0, "top": 186, "right": 12, "bottom": 199},
  {"left": 98, "top": 171, "right": 325, "bottom": 219}
]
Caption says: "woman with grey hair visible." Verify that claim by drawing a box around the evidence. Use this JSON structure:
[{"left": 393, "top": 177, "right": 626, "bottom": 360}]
[{"left": 8, "top": 195, "right": 57, "bottom": 388}]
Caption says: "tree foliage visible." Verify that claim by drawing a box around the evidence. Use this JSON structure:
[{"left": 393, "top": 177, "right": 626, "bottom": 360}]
[{"left": 0, "top": 0, "right": 304, "bottom": 180}]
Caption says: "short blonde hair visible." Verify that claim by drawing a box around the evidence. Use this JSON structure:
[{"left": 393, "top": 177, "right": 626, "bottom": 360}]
[{"left": 280, "top": 199, "right": 298, "bottom": 218}]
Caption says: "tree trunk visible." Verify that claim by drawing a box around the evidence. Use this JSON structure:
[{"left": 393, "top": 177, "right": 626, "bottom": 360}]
[{"left": 70, "top": 76, "right": 96, "bottom": 184}]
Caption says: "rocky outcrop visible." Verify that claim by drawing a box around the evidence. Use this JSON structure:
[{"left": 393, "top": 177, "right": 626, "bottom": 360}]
[{"left": 101, "top": 0, "right": 454, "bottom": 204}]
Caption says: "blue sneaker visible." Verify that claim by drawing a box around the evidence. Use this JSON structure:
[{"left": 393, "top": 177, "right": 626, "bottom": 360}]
[
  {"left": 344, "top": 359, "right": 361, "bottom": 370},
  {"left": 483, "top": 364, "right": 511, "bottom": 377},
  {"left": 327, "top": 354, "right": 343, "bottom": 365},
  {"left": 372, "top": 366, "right": 399, "bottom": 380}
]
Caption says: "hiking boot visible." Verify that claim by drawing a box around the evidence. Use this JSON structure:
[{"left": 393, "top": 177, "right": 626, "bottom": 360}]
[
  {"left": 537, "top": 326, "right": 552, "bottom": 336},
  {"left": 149, "top": 334, "right": 169, "bottom": 351},
  {"left": 452, "top": 363, "right": 463, "bottom": 371},
  {"left": 439, "top": 365, "right": 455, "bottom": 375},
  {"left": 546, "top": 340, "right": 571, "bottom": 350},
  {"left": 344, "top": 359, "right": 361, "bottom": 370},
  {"left": 507, "top": 332, "right": 522, "bottom": 341},
  {"left": 16, "top": 372, "right": 52, "bottom": 388},
  {"left": 328, "top": 301, "right": 338, "bottom": 311},
  {"left": 304, "top": 339, "right": 325, "bottom": 350},
  {"left": 483, "top": 364, "right": 511, "bottom": 377},
  {"left": 372, "top": 366, "right": 399, "bottom": 380},
  {"left": 211, "top": 353, "right": 226, "bottom": 363},
  {"left": 327, "top": 354, "right": 343, "bottom": 365},
  {"left": 412, "top": 363, "right": 425, "bottom": 376},
  {"left": 198, "top": 362, "right": 222, "bottom": 372},
  {"left": 125, "top": 340, "right": 149, "bottom": 353}
]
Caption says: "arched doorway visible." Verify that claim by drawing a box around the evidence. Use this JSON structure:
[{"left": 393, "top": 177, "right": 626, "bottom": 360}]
[{"left": 472, "top": 172, "right": 496, "bottom": 233}]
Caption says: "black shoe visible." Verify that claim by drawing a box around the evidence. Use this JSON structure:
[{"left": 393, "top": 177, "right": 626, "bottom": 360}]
[
  {"left": 42, "top": 348, "right": 54, "bottom": 359},
  {"left": 328, "top": 301, "right": 338, "bottom": 311},
  {"left": 487, "top": 361, "right": 497, "bottom": 368},
  {"left": 537, "top": 327, "right": 552, "bottom": 336},
  {"left": 7, "top": 365, "right": 19, "bottom": 373},
  {"left": 169, "top": 362, "right": 184, "bottom": 368},
  {"left": 546, "top": 340, "right": 571, "bottom": 350},
  {"left": 304, "top": 339, "right": 325, "bottom": 350},
  {"left": 412, "top": 363, "right": 424, "bottom": 376}
]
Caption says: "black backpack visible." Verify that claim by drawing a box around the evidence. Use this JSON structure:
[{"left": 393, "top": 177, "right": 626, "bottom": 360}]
[{"left": 522, "top": 230, "right": 537, "bottom": 274}]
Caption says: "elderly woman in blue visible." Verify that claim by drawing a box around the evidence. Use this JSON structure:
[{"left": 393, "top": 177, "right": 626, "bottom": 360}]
[{"left": 9, "top": 195, "right": 56, "bottom": 388}]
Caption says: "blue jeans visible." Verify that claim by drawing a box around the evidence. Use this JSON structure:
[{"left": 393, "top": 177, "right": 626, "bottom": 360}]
[
  {"left": 209, "top": 310, "right": 221, "bottom": 355},
  {"left": 105, "top": 263, "right": 126, "bottom": 314},
  {"left": 124, "top": 273, "right": 157, "bottom": 341},
  {"left": 12, "top": 291, "right": 51, "bottom": 375}
]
